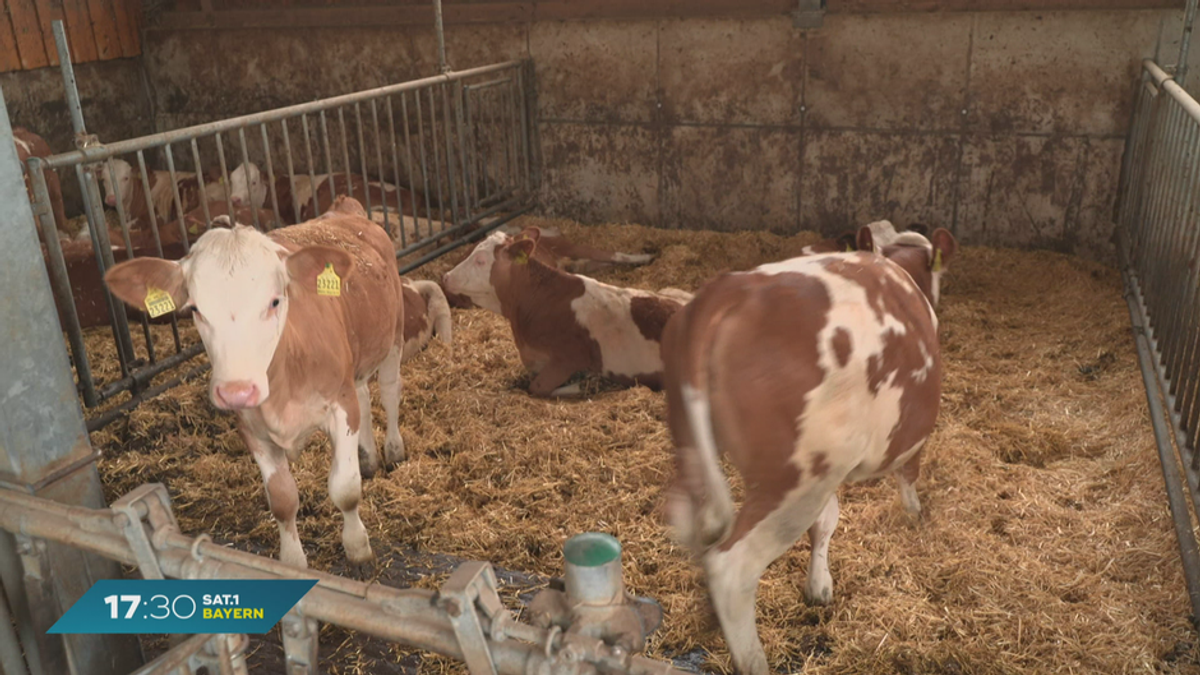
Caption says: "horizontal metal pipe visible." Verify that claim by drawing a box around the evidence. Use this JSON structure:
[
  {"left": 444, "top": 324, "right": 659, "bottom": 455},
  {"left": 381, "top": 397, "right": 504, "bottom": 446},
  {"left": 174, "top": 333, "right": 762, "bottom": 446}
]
[
  {"left": 397, "top": 205, "right": 532, "bottom": 275},
  {"left": 1145, "top": 60, "right": 1200, "bottom": 126},
  {"left": 41, "top": 61, "right": 526, "bottom": 170},
  {"left": 129, "top": 633, "right": 212, "bottom": 675},
  {"left": 87, "top": 361, "right": 211, "bottom": 432},
  {"left": 96, "top": 343, "right": 207, "bottom": 401}
]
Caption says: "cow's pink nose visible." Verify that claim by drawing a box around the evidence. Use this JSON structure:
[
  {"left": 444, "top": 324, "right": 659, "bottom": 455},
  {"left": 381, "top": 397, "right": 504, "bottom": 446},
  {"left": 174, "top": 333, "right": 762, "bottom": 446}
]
[
  {"left": 214, "top": 381, "right": 260, "bottom": 409},
  {"left": 104, "top": 194, "right": 116, "bottom": 206},
  {"left": 231, "top": 196, "right": 243, "bottom": 207}
]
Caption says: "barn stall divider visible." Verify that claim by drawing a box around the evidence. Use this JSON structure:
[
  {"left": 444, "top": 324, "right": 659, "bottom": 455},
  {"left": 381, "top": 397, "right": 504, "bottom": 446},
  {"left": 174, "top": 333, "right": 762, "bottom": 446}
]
[
  {"left": 25, "top": 19, "right": 534, "bottom": 432},
  {"left": 1117, "top": 54, "right": 1200, "bottom": 623}
]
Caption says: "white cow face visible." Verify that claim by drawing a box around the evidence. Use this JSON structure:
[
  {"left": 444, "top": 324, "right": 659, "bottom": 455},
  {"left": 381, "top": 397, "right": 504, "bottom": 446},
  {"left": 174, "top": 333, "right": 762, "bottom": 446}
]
[
  {"left": 230, "top": 162, "right": 267, "bottom": 209},
  {"left": 99, "top": 159, "right": 134, "bottom": 210},
  {"left": 441, "top": 231, "right": 510, "bottom": 315},
  {"left": 103, "top": 224, "right": 351, "bottom": 411}
]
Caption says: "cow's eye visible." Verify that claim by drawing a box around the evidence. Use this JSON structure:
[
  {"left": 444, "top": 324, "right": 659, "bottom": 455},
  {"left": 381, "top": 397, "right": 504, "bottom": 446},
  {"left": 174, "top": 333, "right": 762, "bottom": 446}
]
[{"left": 269, "top": 298, "right": 281, "bottom": 310}]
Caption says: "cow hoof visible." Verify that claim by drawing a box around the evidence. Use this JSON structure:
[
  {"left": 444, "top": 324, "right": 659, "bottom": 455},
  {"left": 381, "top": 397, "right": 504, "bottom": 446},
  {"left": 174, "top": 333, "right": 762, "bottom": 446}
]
[
  {"left": 385, "top": 436, "right": 406, "bottom": 465},
  {"left": 804, "top": 588, "right": 833, "bottom": 606},
  {"left": 348, "top": 558, "right": 377, "bottom": 580},
  {"left": 358, "top": 448, "right": 381, "bottom": 480}
]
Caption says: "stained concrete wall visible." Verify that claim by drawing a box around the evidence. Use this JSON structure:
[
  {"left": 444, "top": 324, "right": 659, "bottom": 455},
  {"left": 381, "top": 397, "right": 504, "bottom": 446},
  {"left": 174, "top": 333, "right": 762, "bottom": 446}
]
[
  {"left": 2, "top": 58, "right": 154, "bottom": 216},
  {"left": 140, "top": 9, "right": 1193, "bottom": 262}
]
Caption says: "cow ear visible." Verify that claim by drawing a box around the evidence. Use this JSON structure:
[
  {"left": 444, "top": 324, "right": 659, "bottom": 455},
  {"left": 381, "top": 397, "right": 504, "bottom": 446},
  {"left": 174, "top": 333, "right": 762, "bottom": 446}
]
[
  {"left": 287, "top": 246, "right": 354, "bottom": 288},
  {"left": 855, "top": 225, "right": 875, "bottom": 254},
  {"left": 105, "top": 257, "right": 188, "bottom": 315},
  {"left": 518, "top": 226, "right": 542, "bottom": 244},
  {"left": 930, "top": 228, "right": 958, "bottom": 271},
  {"left": 506, "top": 237, "right": 537, "bottom": 265}
]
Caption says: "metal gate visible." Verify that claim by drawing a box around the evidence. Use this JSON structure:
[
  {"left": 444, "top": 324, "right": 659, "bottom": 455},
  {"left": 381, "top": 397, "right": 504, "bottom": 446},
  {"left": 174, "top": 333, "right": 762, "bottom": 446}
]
[
  {"left": 23, "top": 22, "right": 534, "bottom": 432},
  {"left": 1116, "top": 51, "right": 1200, "bottom": 620}
]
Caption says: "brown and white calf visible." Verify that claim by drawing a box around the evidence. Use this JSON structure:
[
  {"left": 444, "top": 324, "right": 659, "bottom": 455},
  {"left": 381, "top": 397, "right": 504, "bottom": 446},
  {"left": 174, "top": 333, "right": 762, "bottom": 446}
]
[
  {"left": 441, "top": 227, "right": 689, "bottom": 396},
  {"left": 229, "top": 161, "right": 424, "bottom": 224},
  {"left": 663, "top": 226, "right": 958, "bottom": 675},
  {"left": 104, "top": 196, "right": 405, "bottom": 570},
  {"left": 99, "top": 159, "right": 226, "bottom": 230},
  {"left": 441, "top": 224, "right": 657, "bottom": 309},
  {"left": 15, "top": 128, "right": 69, "bottom": 243},
  {"left": 400, "top": 278, "right": 452, "bottom": 363}
]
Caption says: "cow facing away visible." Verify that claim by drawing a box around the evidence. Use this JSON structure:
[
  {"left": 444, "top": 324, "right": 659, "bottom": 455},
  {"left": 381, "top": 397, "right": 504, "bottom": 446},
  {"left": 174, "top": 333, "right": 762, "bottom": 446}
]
[
  {"left": 663, "top": 226, "right": 958, "bottom": 675},
  {"left": 103, "top": 197, "right": 405, "bottom": 570},
  {"left": 441, "top": 227, "right": 690, "bottom": 396},
  {"left": 800, "top": 219, "right": 927, "bottom": 256}
]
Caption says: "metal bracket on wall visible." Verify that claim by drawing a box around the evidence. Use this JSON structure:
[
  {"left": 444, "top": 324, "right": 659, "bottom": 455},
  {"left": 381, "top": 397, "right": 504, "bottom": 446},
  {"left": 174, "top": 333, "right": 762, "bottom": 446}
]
[
  {"left": 793, "top": 0, "right": 825, "bottom": 29},
  {"left": 111, "top": 483, "right": 179, "bottom": 580},
  {"left": 440, "top": 562, "right": 507, "bottom": 675}
]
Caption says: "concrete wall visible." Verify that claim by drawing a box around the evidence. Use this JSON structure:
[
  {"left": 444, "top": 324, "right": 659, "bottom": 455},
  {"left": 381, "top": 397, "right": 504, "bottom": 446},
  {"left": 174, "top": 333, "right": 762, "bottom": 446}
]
[
  {"left": 2, "top": 58, "right": 154, "bottom": 215},
  {"left": 140, "top": 8, "right": 1192, "bottom": 262}
]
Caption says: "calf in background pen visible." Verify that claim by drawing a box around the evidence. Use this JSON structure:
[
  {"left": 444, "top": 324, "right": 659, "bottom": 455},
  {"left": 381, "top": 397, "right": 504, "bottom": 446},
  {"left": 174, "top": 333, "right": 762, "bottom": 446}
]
[
  {"left": 229, "top": 161, "right": 424, "bottom": 224},
  {"left": 15, "top": 127, "right": 70, "bottom": 244},
  {"left": 663, "top": 225, "right": 958, "bottom": 675},
  {"left": 99, "top": 159, "right": 226, "bottom": 230},
  {"left": 400, "top": 278, "right": 453, "bottom": 363},
  {"left": 441, "top": 227, "right": 689, "bottom": 396},
  {"left": 103, "top": 196, "right": 405, "bottom": 571}
]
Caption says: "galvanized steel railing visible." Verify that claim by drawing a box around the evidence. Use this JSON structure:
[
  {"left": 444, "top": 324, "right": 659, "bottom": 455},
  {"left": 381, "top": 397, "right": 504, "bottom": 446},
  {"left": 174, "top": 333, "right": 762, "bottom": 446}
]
[
  {"left": 1116, "top": 58, "right": 1200, "bottom": 621},
  {"left": 25, "top": 23, "right": 534, "bottom": 431}
]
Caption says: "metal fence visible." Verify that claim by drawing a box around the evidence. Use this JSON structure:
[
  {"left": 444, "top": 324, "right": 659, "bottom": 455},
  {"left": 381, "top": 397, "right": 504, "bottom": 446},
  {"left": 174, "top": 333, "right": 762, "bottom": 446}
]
[
  {"left": 24, "top": 23, "right": 534, "bottom": 432},
  {"left": 1116, "top": 57, "right": 1200, "bottom": 622},
  {"left": 0, "top": 483, "right": 678, "bottom": 675}
]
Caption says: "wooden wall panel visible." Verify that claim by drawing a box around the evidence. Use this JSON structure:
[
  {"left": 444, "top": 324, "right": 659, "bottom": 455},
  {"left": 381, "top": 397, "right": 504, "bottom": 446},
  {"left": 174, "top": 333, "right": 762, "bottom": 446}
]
[
  {"left": 0, "top": 0, "right": 141, "bottom": 73},
  {"left": 10, "top": 0, "right": 51, "bottom": 69}
]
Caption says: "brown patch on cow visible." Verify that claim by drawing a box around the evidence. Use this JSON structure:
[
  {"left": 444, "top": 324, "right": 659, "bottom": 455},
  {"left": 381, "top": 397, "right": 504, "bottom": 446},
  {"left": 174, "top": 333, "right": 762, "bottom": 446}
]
[
  {"left": 880, "top": 244, "right": 935, "bottom": 301},
  {"left": 401, "top": 282, "right": 430, "bottom": 345},
  {"left": 490, "top": 237, "right": 601, "bottom": 396},
  {"left": 264, "top": 459, "right": 299, "bottom": 523},
  {"left": 15, "top": 128, "right": 67, "bottom": 241},
  {"left": 831, "top": 328, "right": 852, "bottom": 367},
  {"left": 810, "top": 452, "right": 831, "bottom": 479},
  {"left": 629, "top": 295, "right": 682, "bottom": 342}
]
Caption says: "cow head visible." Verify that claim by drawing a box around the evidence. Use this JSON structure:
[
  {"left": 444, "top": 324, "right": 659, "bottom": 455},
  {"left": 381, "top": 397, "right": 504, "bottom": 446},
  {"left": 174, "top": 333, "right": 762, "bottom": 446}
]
[
  {"left": 879, "top": 227, "right": 959, "bottom": 308},
  {"left": 99, "top": 158, "right": 134, "bottom": 209},
  {"left": 104, "top": 224, "right": 353, "bottom": 410},
  {"left": 440, "top": 229, "right": 518, "bottom": 314},
  {"left": 229, "top": 162, "right": 267, "bottom": 209}
]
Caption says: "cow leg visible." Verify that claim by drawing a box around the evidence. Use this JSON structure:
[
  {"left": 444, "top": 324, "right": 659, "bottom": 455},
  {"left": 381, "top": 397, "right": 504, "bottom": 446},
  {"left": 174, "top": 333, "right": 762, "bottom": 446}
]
[
  {"left": 327, "top": 404, "right": 374, "bottom": 567},
  {"left": 356, "top": 383, "right": 381, "bottom": 479},
  {"left": 378, "top": 345, "right": 406, "bottom": 465},
  {"left": 804, "top": 493, "right": 840, "bottom": 605},
  {"left": 895, "top": 445, "right": 924, "bottom": 517},
  {"left": 528, "top": 360, "right": 580, "bottom": 398},
  {"left": 245, "top": 433, "right": 306, "bottom": 568}
]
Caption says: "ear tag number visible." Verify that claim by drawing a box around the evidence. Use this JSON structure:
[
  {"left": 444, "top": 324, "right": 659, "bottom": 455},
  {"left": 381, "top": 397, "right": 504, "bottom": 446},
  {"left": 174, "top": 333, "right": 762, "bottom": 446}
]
[
  {"left": 317, "top": 263, "right": 342, "bottom": 297},
  {"left": 144, "top": 287, "right": 175, "bottom": 318}
]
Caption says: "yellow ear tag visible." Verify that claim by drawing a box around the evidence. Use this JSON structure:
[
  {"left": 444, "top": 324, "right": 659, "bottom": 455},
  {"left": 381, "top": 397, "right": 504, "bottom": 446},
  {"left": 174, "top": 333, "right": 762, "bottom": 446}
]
[
  {"left": 317, "top": 263, "right": 342, "bottom": 297},
  {"left": 844, "top": 243, "right": 854, "bottom": 252},
  {"left": 932, "top": 249, "right": 943, "bottom": 272},
  {"left": 514, "top": 251, "right": 529, "bottom": 265},
  {"left": 144, "top": 287, "right": 175, "bottom": 318}
]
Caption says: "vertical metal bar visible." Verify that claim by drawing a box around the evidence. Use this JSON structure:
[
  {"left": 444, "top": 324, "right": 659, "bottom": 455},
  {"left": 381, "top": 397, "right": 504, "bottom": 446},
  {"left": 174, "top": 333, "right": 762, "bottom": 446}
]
[
  {"left": 52, "top": 21, "right": 87, "bottom": 139},
  {"left": 503, "top": 77, "right": 517, "bottom": 194},
  {"left": 301, "top": 114, "right": 320, "bottom": 220},
  {"left": 355, "top": 103, "right": 373, "bottom": 216},
  {"left": 320, "top": 110, "right": 336, "bottom": 215},
  {"left": 464, "top": 85, "right": 480, "bottom": 209},
  {"left": 338, "top": 107, "right": 353, "bottom": 203},
  {"left": 441, "top": 82, "right": 460, "bottom": 228},
  {"left": 137, "top": 152, "right": 183, "bottom": 354},
  {"left": 433, "top": 0, "right": 448, "bottom": 74},
  {"left": 1142, "top": 102, "right": 1177, "bottom": 314},
  {"left": 282, "top": 120, "right": 301, "bottom": 224},
  {"left": 164, "top": 146, "right": 194, "bottom": 256},
  {"left": 370, "top": 99, "right": 390, "bottom": 235},
  {"left": 517, "top": 63, "right": 531, "bottom": 195},
  {"left": 110, "top": 156, "right": 157, "bottom": 367},
  {"left": 1179, "top": 0, "right": 1198, "bottom": 87},
  {"left": 260, "top": 124, "right": 282, "bottom": 230},
  {"left": 386, "top": 97, "right": 407, "bottom": 248},
  {"left": 27, "top": 163, "right": 98, "bottom": 407},
  {"left": 216, "top": 133, "right": 236, "bottom": 221},
  {"left": 0, "top": 582, "right": 30, "bottom": 675},
  {"left": 237, "top": 128, "right": 261, "bottom": 230},
  {"left": 405, "top": 93, "right": 432, "bottom": 239},
  {"left": 480, "top": 87, "right": 493, "bottom": 201},
  {"left": 1145, "top": 103, "right": 1182, "bottom": 323},
  {"left": 76, "top": 163, "right": 137, "bottom": 377},
  {"left": 191, "top": 139, "right": 214, "bottom": 231},
  {"left": 426, "top": 87, "right": 447, "bottom": 235},
  {"left": 1161, "top": 117, "right": 1200, "bottom": 380}
]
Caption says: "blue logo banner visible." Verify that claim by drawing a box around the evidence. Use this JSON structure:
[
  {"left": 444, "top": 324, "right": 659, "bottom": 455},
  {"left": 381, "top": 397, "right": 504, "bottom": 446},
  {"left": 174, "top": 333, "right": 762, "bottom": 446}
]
[{"left": 48, "top": 579, "right": 318, "bottom": 634}]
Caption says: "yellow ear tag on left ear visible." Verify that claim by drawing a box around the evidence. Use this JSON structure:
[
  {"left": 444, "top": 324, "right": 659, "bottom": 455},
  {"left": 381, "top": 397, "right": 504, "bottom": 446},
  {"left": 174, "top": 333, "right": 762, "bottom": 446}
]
[
  {"left": 317, "top": 263, "right": 342, "bottom": 297},
  {"left": 932, "top": 249, "right": 943, "bottom": 272},
  {"left": 844, "top": 243, "right": 854, "bottom": 252},
  {"left": 144, "top": 287, "right": 175, "bottom": 318},
  {"left": 514, "top": 251, "right": 529, "bottom": 265}
]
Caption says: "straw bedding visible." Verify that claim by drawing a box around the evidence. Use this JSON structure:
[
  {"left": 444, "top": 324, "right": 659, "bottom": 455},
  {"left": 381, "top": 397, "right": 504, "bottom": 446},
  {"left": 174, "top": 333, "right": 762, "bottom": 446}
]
[{"left": 85, "top": 216, "right": 1199, "bottom": 674}]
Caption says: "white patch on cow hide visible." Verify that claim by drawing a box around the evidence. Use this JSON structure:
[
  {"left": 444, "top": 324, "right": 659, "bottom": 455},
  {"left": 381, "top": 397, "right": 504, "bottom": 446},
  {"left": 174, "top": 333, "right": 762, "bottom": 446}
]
[{"left": 570, "top": 281, "right": 665, "bottom": 380}]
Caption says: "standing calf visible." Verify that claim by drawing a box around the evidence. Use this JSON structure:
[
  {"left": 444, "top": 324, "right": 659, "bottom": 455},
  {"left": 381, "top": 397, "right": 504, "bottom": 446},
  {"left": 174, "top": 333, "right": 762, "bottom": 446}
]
[
  {"left": 663, "top": 226, "right": 958, "bottom": 675},
  {"left": 441, "top": 227, "right": 688, "bottom": 396},
  {"left": 104, "top": 197, "right": 405, "bottom": 570}
]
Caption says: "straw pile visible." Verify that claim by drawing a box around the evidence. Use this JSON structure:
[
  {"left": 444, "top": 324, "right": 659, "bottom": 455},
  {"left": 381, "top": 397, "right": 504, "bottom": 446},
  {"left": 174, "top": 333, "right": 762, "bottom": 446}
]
[{"left": 86, "top": 216, "right": 1199, "bottom": 674}]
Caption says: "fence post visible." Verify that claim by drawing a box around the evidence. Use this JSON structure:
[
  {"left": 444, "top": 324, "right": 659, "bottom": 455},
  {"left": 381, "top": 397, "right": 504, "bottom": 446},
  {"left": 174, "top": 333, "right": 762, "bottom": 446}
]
[{"left": 0, "top": 85, "right": 144, "bottom": 673}]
